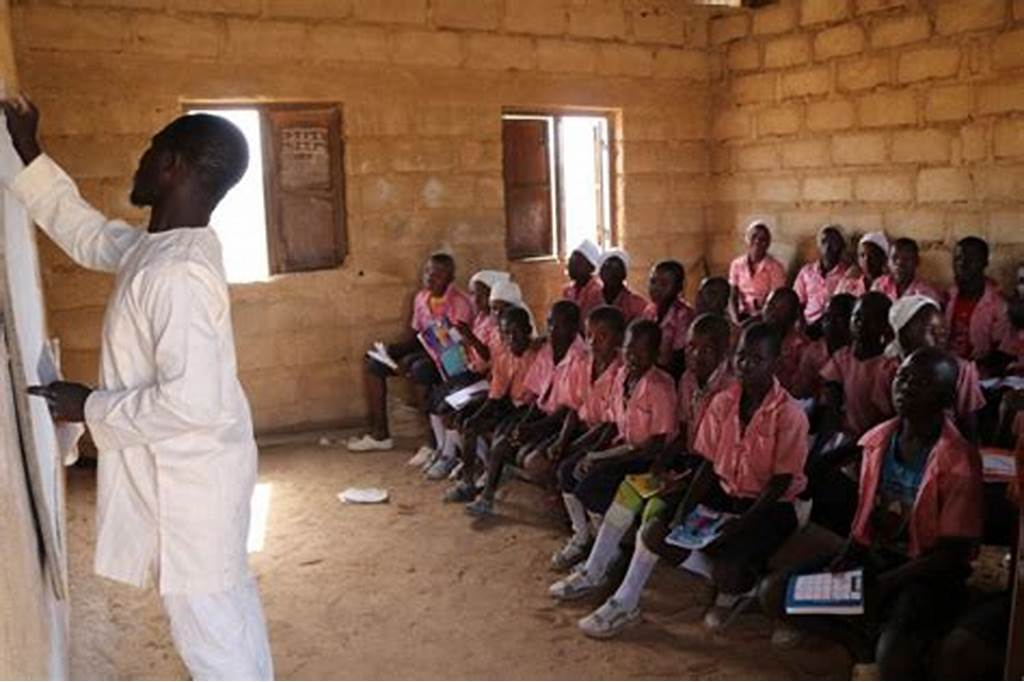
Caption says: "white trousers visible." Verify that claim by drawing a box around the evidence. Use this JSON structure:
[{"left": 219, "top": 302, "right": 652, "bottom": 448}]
[{"left": 162, "top": 576, "right": 274, "bottom": 681}]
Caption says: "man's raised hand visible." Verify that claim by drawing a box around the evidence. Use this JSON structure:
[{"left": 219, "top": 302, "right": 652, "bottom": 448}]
[
  {"left": 27, "top": 380, "right": 92, "bottom": 423},
  {"left": 1, "top": 94, "right": 42, "bottom": 166}
]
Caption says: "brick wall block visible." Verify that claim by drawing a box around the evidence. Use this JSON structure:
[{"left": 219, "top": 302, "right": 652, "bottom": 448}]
[
  {"left": 713, "top": 109, "right": 751, "bottom": 140},
  {"left": 18, "top": 6, "right": 127, "bottom": 52},
  {"left": 652, "top": 48, "right": 708, "bottom": 81},
  {"left": 925, "top": 85, "right": 971, "bottom": 122},
  {"left": 803, "top": 175, "right": 854, "bottom": 201},
  {"left": 465, "top": 34, "right": 536, "bottom": 71},
  {"left": 310, "top": 24, "right": 390, "bottom": 62},
  {"left": 870, "top": 14, "right": 930, "bottom": 48},
  {"left": 994, "top": 119, "right": 1024, "bottom": 159},
  {"left": 734, "top": 72, "right": 777, "bottom": 103},
  {"left": 935, "top": 0, "right": 1006, "bottom": 35},
  {"left": 226, "top": 20, "right": 307, "bottom": 60},
  {"left": 393, "top": 30, "right": 463, "bottom": 67},
  {"left": 504, "top": 0, "right": 567, "bottom": 35},
  {"left": 765, "top": 34, "right": 812, "bottom": 68},
  {"left": 782, "top": 138, "right": 831, "bottom": 167},
  {"left": 756, "top": 176, "right": 801, "bottom": 202},
  {"left": 857, "top": 90, "right": 917, "bottom": 127},
  {"left": 568, "top": 4, "right": 627, "bottom": 40},
  {"left": 960, "top": 123, "right": 990, "bottom": 161},
  {"left": 757, "top": 105, "right": 803, "bottom": 136},
  {"left": 710, "top": 13, "right": 749, "bottom": 45},
  {"left": 854, "top": 173, "right": 914, "bottom": 202},
  {"left": 171, "top": 0, "right": 260, "bottom": 15},
  {"left": 353, "top": 0, "right": 427, "bottom": 24},
  {"left": 978, "top": 83, "right": 1024, "bottom": 115},
  {"left": 891, "top": 128, "right": 952, "bottom": 163},
  {"left": 433, "top": 0, "right": 500, "bottom": 30},
  {"left": 832, "top": 132, "right": 887, "bottom": 164},
  {"left": 727, "top": 41, "right": 760, "bottom": 72},
  {"left": 897, "top": 46, "right": 961, "bottom": 83},
  {"left": 992, "top": 29, "right": 1024, "bottom": 70},
  {"left": 780, "top": 65, "right": 831, "bottom": 98},
  {"left": 132, "top": 13, "right": 220, "bottom": 58},
  {"left": 263, "top": 0, "right": 353, "bottom": 20},
  {"left": 735, "top": 143, "right": 780, "bottom": 170},
  {"left": 801, "top": 0, "right": 850, "bottom": 25},
  {"left": 806, "top": 98, "right": 855, "bottom": 130},
  {"left": 856, "top": 0, "right": 910, "bottom": 14},
  {"left": 917, "top": 167, "right": 973, "bottom": 202},
  {"left": 815, "top": 23, "right": 865, "bottom": 60},
  {"left": 753, "top": 3, "right": 798, "bottom": 35}
]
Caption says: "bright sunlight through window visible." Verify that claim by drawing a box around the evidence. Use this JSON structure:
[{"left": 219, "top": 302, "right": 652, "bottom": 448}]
[
  {"left": 561, "top": 116, "right": 612, "bottom": 255},
  {"left": 247, "top": 482, "right": 272, "bottom": 553},
  {"left": 189, "top": 108, "right": 270, "bottom": 283}
]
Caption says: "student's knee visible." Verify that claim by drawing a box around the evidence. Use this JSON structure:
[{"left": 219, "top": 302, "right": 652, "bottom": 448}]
[
  {"left": 407, "top": 357, "right": 438, "bottom": 385},
  {"left": 875, "top": 626, "right": 920, "bottom": 679},
  {"left": 934, "top": 627, "right": 995, "bottom": 680},
  {"left": 640, "top": 518, "right": 686, "bottom": 564},
  {"left": 522, "top": 451, "right": 550, "bottom": 483},
  {"left": 712, "top": 560, "right": 755, "bottom": 595}
]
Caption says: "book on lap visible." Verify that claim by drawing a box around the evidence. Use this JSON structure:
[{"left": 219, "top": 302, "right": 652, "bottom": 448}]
[
  {"left": 665, "top": 504, "right": 736, "bottom": 550},
  {"left": 785, "top": 569, "right": 864, "bottom": 616}
]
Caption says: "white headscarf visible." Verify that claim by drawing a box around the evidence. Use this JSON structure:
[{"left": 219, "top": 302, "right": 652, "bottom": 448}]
[
  {"left": 469, "top": 270, "right": 511, "bottom": 291},
  {"left": 745, "top": 217, "right": 774, "bottom": 242},
  {"left": 489, "top": 280, "right": 523, "bottom": 307},
  {"left": 572, "top": 239, "right": 602, "bottom": 268},
  {"left": 818, "top": 223, "right": 843, "bottom": 240},
  {"left": 859, "top": 231, "right": 890, "bottom": 256},
  {"left": 886, "top": 294, "right": 941, "bottom": 358},
  {"left": 598, "top": 248, "right": 630, "bottom": 270}
]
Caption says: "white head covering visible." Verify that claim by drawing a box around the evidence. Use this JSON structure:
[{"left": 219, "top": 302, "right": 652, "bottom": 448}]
[
  {"left": 598, "top": 248, "right": 630, "bottom": 270},
  {"left": 886, "top": 294, "right": 941, "bottom": 358},
  {"left": 818, "top": 223, "right": 843, "bottom": 240},
  {"left": 745, "top": 217, "right": 773, "bottom": 242},
  {"left": 469, "top": 270, "right": 511, "bottom": 291},
  {"left": 571, "top": 239, "right": 602, "bottom": 268},
  {"left": 489, "top": 280, "right": 523, "bottom": 306},
  {"left": 859, "top": 231, "right": 890, "bottom": 255}
]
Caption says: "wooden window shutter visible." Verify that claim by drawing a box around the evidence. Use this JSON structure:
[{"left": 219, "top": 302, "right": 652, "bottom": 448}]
[
  {"left": 263, "top": 104, "right": 347, "bottom": 274},
  {"left": 502, "top": 118, "right": 554, "bottom": 260}
]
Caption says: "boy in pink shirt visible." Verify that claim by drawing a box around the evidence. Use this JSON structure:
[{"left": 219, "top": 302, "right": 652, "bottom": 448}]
[
  {"left": 871, "top": 238, "right": 942, "bottom": 305},
  {"left": 563, "top": 239, "right": 605, "bottom": 318},
  {"left": 946, "top": 237, "right": 1011, "bottom": 371},
  {"left": 548, "top": 314, "right": 734, "bottom": 578},
  {"left": 795, "top": 293, "right": 855, "bottom": 401},
  {"left": 793, "top": 224, "right": 849, "bottom": 327},
  {"left": 565, "top": 323, "right": 809, "bottom": 638},
  {"left": 461, "top": 302, "right": 585, "bottom": 514},
  {"left": 729, "top": 221, "right": 787, "bottom": 319},
  {"left": 350, "top": 252, "right": 475, "bottom": 452},
  {"left": 762, "top": 288, "right": 812, "bottom": 397},
  {"left": 597, "top": 249, "right": 648, "bottom": 322},
  {"left": 761, "top": 348, "right": 983, "bottom": 679},
  {"left": 641, "top": 260, "right": 694, "bottom": 378}
]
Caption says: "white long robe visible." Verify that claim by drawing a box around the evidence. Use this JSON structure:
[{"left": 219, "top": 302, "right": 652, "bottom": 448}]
[{"left": 11, "top": 155, "right": 256, "bottom": 595}]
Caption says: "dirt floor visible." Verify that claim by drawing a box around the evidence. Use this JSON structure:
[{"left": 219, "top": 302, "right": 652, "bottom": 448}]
[{"left": 67, "top": 433, "right": 852, "bottom": 680}]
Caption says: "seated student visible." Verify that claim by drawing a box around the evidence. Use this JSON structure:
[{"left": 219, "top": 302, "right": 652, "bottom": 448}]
[
  {"left": 794, "top": 294, "right": 855, "bottom": 401},
  {"left": 412, "top": 269, "right": 511, "bottom": 469},
  {"left": 729, "top": 220, "right": 787, "bottom": 320},
  {"left": 563, "top": 239, "right": 605, "bottom": 318},
  {"left": 596, "top": 249, "right": 648, "bottom": 322},
  {"left": 349, "top": 252, "right": 474, "bottom": 452},
  {"left": 760, "top": 348, "right": 984, "bottom": 680},
  {"left": 935, "top": 592, "right": 1012, "bottom": 680},
  {"left": 837, "top": 232, "right": 889, "bottom": 297},
  {"left": 548, "top": 314, "right": 734, "bottom": 579},
  {"left": 1000, "top": 283, "right": 1024, "bottom": 372},
  {"left": 554, "top": 320, "right": 677, "bottom": 555},
  {"left": 887, "top": 295, "right": 985, "bottom": 442},
  {"left": 695, "top": 276, "right": 732, "bottom": 317},
  {"left": 461, "top": 301, "right": 586, "bottom": 514},
  {"left": 820, "top": 292, "right": 897, "bottom": 439},
  {"left": 565, "top": 323, "right": 808, "bottom": 638},
  {"left": 450, "top": 306, "right": 539, "bottom": 496},
  {"left": 872, "top": 237, "right": 942, "bottom": 304},
  {"left": 793, "top": 224, "right": 849, "bottom": 328},
  {"left": 640, "top": 260, "right": 694, "bottom": 379},
  {"left": 522, "top": 305, "right": 626, "bottom": 494},
  {"left": 762, "top": 288, "right": 812, "bottom": 398},
  {"left": 946, "top": 236, "right": 1011, "bottom": 372}
]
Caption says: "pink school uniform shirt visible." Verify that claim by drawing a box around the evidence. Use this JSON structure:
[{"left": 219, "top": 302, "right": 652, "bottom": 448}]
[
  {"left": 488, "top": 344, "right": 539, "bottom": 407},
  {"left": 563, "top": 277, "right": 605, "bottom": 318},
  {"left": 567, "top": 352, "right": 623, "bottom": 428},
  {"left": 872, "top": 274, "right": 943, "bottom": 306},
  {"left": 792, "top": 338, "right": 831, "bottom": 399},
  {"left": 523, "top": 336, "right": 588, "bottom": 415},
  {"left": 794, "top": 260, "right": 849, "bottom": 324},
  {"left": 834, "top": 271, "right": 873, "bottom": 298},
  {"left": 821, "top": 348, "right": 898, "bottom": 437},
  {"left": 692, "top": 379, "right": 809, "bottom": 502},
  {"left": 604, "top": 286, "right": 649, "bottom": 323},
  {"left": 945, "top": 279, "right": 1010, "bottom": 361},
  {"left": 853, "top": 417, "right": 984, "bottom": 558},
  {"left": 411, "top": 284, "right": 475, "bottom": 333},
  {"left": 677, "top": 363, "right": 737, "bottom": 450},
  {"left": 777, "top": 329, "right": 812, "bottom": 397},
  {"left": 640, "top": 298, "right": 696, "bottom": 360},
  {"left": 607, "top": 365, "right": 678, "bottom": 447},
  {"left": 467, "top": 312, "right": 498, "bottom": 374},
  {"left": 729, "top": 254, "right": 786, "bottom": 316}
]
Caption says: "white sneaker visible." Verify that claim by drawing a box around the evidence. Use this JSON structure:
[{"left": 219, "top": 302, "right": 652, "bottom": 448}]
[
  {"left": 578, "top": 598, "right": 641, "bottom": 639},
  {"left": 425, "top": 455, "right": 457, "bottom": 480},
  {"left": 548, "top": 567, "right": 606, "bottom": 601},
  {"left": 550, "top": 535, "right": 592, "bottom": 571},
  {"left": 346, "top": 435, "right": 394, "bottom": 452},
  {"left": 407, "top": 445, "right": 434, "bottom": 467}
]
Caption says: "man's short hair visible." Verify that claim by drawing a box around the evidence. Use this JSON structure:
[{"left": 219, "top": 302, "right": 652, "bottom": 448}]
[
  {"left": 740, "top": 321, "right": 782, "bottom": 359},
  {"left": 155, "top": 114, "right": 249, "bottom": 203},
  {"left": 429, "top": 252, "right": 456, "bottom": 275},
  {"left": 627, "top": 318, "right": 663, "bottom": 352},
  {"left": 893, "top": 237, "right": 919, "bottom": 256},
  {"left": 654, "top": 260, "right": 685, "bottom": 290},
  {"left": 958, "top": 236, "right": 989, "bottom": 262},
  {"left": 587, "top": 305, "right": 626, "bottom": 337}
]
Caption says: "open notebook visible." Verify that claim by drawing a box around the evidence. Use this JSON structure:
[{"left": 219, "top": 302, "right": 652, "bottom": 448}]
[{"left": 785, "top": 569, "right": 864, "bottom": 616}]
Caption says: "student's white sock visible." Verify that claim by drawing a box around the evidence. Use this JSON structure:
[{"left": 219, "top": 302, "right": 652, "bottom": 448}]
[
  {"left": 610, "top": 529, "right": 659, "bottom": 612},
  {"left": 584, "top": 501, "right": 635, "bottom": 579},
  {"left": 442, "top": 429, "right": 461, "bottom": 459},
  {"left": 587, "top": 511, "right": 603, "bottom": 535},
  {"left": 429, "top": 414, "right": 445, "bottom": 451},
  {"left": 476, "top": 439, "right": 489, "bottom": 462},
  {"left": 562, "top": 493, "right": 591, "bottom": 542}
]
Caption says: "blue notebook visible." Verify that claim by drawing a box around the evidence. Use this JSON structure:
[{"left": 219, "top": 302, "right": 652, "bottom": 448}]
[
  {"left": 665, "top": 504, "right": 735, "bottom": 550},
  {"left": 785, "top": 569, "right": 864, "bottom": 615}
]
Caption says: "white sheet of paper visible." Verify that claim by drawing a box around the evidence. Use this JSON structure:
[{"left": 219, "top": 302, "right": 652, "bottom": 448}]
[{"left": 338, "top": 487, "right": 389, "bottom": 504}]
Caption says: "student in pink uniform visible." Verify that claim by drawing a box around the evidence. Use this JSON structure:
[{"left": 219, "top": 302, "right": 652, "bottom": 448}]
[
  {"left": 872, "top": 238, "right": 942, "bottom": 305},
  {"left": 795, "top": 293, "right": 855, "bottom": 401},
  {"left": 793, "top": 224, "right": 849, "bottom": 327},
  {"left": 836, "top": 232, "right": 889, "bottom": 298},
  {"left": 640, "top": 260, "right": 694, "bottom": 378},
  {"left": 729, "top": 221, "right": 787, "bottom": 320},
  {"left": 568, "top": 322, "right": 809, "bottom": 638},
  {"left": 525, "top": 305, "right": 626, "bottom": 493},
  {"left": 761, "top": 348, "right": 983, "bottom": 680},
  {"left": 762, "top": 288, "right": 812, "bottom": 398},
  {"left": 563, "top": 239, "right": 605, "bottom": 318},
  {"left": 596, "top": 249, "right": 648, "bottom": 322},
  {"left": 452, "top": 306, "right": 539, "bottom": 496},
  {"left": 350, "top": 252, "right": 475, "bottom": 452},
  {"left": 548, "top": 314, "right": 735, "bottom": 578},
  {"left": 820, "top": 292, "right": 897, "bottom": 439},
  {"left": 945, "top": 237, "right": 1011, "bottom": 374},
  {"left": 887, "top": 295, "right": 985, "bottom": 442},
  {"left": 462, "top": 301, "right": 585, "bottom": 515}
]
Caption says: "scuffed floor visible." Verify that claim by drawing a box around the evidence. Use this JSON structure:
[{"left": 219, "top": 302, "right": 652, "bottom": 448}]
[{"left": 67, "top": 435, "right": 848, "bottom": 680}]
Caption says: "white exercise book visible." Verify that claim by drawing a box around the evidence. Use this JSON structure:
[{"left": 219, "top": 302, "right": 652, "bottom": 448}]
[
  {"left": 785, "top": 569, "right": 864, "bottom": 616},
  {"left": 444, "top": 380, "right": 490, "bottom": 410}
]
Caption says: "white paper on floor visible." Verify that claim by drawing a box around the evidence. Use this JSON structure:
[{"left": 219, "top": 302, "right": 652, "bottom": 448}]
[{"left": 338, "top": 487, "right": 389, "bottom": 504}]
